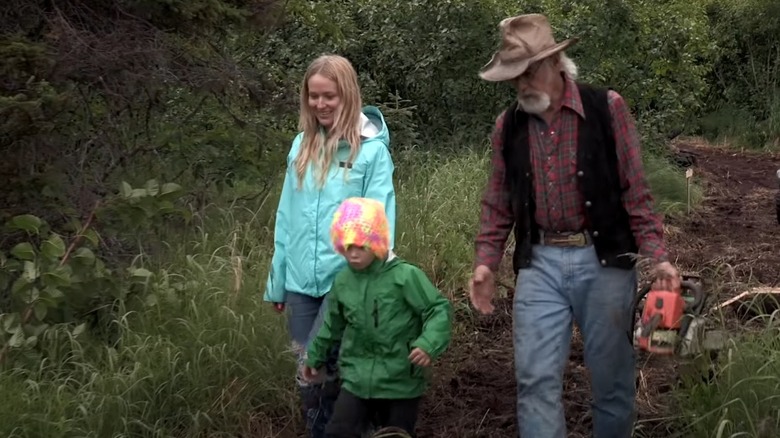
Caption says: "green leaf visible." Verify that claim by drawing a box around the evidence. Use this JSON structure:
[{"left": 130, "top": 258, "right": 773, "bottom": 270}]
[
  {"left": 11, "top": 276, "right": 32, "bottom": 296},
  {"left": 131, "top": 188, "right": 147, "bottom": 199},
  {"left": 3, "top": 314, "right": 19, "bottom": 334},
  {"left": 8, "top": 327, "right": 24, "bottom": 347},
  {"left": 22, "top": 261, "right": 38, "bottom": 282},
  {"left": 73, "top": 248, "right": 96, "bottom": 266},
  {"left": 73, "top": 323, "right": 87, "bottom": 337},
  {"left": 42, "top": 266, "right": 71, "bottom": 288},
  {"left": 131, "top": 268, "right": 153, "bottom": 278},
  {"left": 24, "top": 335, "right": 38, "bottom": 347},
  {"left": 41, "top": 235, "right": 66, "bottom": 259},
  {"left": 120, "top": 181, "right": 133, "bottom": 198},
  {"left": 145, "top": 179, "right": 160, "bottom": 196},
  {"left": 7, "top": 214, "right": 42, "bottom": 234},
  {"left": 24, "top": 287, "right": 40, "bottom": 305},
  {"left": 67, "top": 220, "right": 82, "bottom": 233},
  {"left": 27, "top": 323, "right": 48, "bottom": 337},
  {"left": 160, "top": 183, "right": 183, "bottom": 196},
  {"left": 33, "top": 302, "right": 47, "bottom": 321},
  {"left": 84, "top": 229, "right": 100, "bottom": 247},
  {"left": 158, "top": 201, "right": 175, "bottom": 214},
  {"left": 42, "top": 287, "right": 65, "bottom": 300},
  {"left": 11, "top": 243, "right": 35, "bottom": 261},
  {"left": 1, "top": 256, "right": 21, "bottom": 272}
]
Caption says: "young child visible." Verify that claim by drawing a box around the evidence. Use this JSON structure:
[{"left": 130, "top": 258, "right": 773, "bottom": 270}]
[{"left": 302, "top": 197, "right": 452, "bottom": 438}]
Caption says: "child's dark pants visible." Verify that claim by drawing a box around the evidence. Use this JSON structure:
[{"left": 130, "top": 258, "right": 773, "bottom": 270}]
[{"left": 325, "top": 389, "right": 421, "bottom": 438}]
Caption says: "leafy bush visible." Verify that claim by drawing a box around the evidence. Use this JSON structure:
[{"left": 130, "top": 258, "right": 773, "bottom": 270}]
[{"left": 699, "top": 0, "right": 780, "bottom": 148}]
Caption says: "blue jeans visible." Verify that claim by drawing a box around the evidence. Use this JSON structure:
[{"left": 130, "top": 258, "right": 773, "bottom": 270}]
[
  {"left": 513, "top": 244, "right": 637, "bottom": 438},
  {"left": 287, "top": 292, "right": 341, "bottom": 438}
]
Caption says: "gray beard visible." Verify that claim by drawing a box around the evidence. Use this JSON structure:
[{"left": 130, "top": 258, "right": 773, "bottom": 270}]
[{"left": 518, "top": 92, "right": 551, "bottom": 114}]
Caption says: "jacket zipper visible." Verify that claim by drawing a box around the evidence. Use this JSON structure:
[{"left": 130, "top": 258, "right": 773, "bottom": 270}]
[
  {"left": 314, "top": 188, "right": 322, "bottom": 294},
  {"left": 408, "top": 341, "right": 414, "bottom": 377},
  {"left": 365, "top": 275, "right": 375, "bottom": 398}
]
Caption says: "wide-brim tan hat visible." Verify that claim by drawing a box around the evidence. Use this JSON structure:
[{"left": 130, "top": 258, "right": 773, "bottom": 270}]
[{"left": 479, "top": 14, "right": 578, "bottom": 82}]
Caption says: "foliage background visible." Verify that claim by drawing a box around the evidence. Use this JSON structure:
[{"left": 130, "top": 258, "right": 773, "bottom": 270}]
[{"left": 0, "top": 0, "right": 778, "bottom": 435}]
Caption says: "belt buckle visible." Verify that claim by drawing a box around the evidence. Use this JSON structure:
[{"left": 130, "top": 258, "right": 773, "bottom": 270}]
[
  {"left": 569, "top": 232, "right": 587, "bottom": 247},
  {"left": 545, "top": 232, "right": 586, "bottom": 247}
]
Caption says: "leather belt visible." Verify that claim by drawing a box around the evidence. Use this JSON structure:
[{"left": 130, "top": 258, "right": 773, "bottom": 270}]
[{"left": 538, "top": 230, "right": 592, "bottom": 247}]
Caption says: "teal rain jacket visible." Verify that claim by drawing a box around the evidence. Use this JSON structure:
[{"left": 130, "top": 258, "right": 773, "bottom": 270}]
[{"left": 263, "top": 106, "right": 396, "bottom": 303}]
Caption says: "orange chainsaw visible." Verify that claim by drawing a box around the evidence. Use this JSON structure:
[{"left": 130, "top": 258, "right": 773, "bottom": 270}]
[{"left": 632, "top": 276, "right": 707, "bottom": 355}]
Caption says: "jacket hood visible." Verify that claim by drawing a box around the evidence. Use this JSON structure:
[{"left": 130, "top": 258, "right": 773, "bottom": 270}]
[{"left": 359, "top": 106, "right": 390, "bottom": 149}]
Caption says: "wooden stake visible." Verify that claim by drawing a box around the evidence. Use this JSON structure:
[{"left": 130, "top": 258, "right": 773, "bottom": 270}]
[{"left": 685, "top": 168, "right": 693, "bottom": 214}]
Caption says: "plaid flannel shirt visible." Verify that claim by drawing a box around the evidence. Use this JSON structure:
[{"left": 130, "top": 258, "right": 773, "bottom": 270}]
[{"left": 475, "top": 76, "right": 668, "bottom": 272}]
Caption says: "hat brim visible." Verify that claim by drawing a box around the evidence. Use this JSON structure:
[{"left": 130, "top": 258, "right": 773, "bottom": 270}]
[{"left": 478, "top": 38, "right": 579, "bottom": 82}]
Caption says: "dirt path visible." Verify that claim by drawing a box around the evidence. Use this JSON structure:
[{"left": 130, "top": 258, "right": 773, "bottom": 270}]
[
  {"left": 417, "top": 138, "right": 780, "bottom": 438},
  {"left": 666, "top": 139, "right": 780, "bottom": 289}
]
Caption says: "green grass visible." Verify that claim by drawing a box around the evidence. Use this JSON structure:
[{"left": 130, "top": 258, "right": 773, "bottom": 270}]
[
  {"left": 698, "top": 94, "right": 780, "bottom": 151},
  {"left": 0, "top": 206, "right": 296, "bottom": 437},
  {"left": 644, "top": 151, "right": 704, "bottom": 216},
  {"left": 0, "top": 141, "right": 705, "bottom": 436},
  {"left": 393, "top": 146, "right": 489, "bottom": 293},
  {"left": 673, "top": 316, "right": 780, "bottom": 438}
]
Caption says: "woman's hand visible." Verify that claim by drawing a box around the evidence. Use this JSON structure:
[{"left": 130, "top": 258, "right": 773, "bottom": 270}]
[
  {"left": 302, "top": 365, "right": 320, "bottom": 382},
  {"left": 272, "top": 302, "right": 285, "bottom": 313}
]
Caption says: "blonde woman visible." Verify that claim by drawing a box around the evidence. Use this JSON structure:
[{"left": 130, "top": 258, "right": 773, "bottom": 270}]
[{"left": 263, "top": 54, "right": 397, "bottom": 438}]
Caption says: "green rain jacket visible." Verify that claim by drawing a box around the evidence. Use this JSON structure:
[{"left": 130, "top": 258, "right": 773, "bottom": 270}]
[{"left": 305, "top": 255, "right": 452, "bottom": 400}]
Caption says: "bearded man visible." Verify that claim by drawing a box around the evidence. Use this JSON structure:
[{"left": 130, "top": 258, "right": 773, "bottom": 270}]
[{"left": 468, "top": 13, "right": 681, "bottom": 438}]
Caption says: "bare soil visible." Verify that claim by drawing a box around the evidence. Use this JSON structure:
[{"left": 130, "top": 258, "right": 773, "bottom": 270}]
[{"left": 416, "top": 138, "right": 780, "bottom": 438}]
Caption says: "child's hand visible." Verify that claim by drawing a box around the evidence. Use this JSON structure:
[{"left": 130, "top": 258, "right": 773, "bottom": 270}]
[
  {"left": 301, "top": 365, "right": 320, "bottom": 382},
  {"left": 409, "top": 347, "right": 431, "bottom": 367}
]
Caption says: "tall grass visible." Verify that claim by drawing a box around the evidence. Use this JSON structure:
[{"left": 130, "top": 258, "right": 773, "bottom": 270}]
[
  {"left": 393, "top": 146, "right": 489, "bottom": 294},
  {"left": 0, "top": 206, "right": 296, "bottom": 437},
  {"left": 673, "top": 313, "right": 780, "bottom": 438},
  {"left": 0, "top": 141, "right": 700, "bottom": 436},
  {"left": 644, "top": 152, "right": 704, "bottom": 216}
]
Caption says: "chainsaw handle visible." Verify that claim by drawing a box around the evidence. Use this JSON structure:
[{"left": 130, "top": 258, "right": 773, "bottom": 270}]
[
  {"left": 680, "top": 279, "right": 706, "bottom": 315},
  {"left": 632, "top": 279, "right": 705, "bottom": 313}
]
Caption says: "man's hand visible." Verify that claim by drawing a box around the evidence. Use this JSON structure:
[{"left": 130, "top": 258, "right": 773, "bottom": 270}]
[
  {"left": 469, "top": 265, "right": 496, "bottom": 315},
  {"left": 271, "top": 302, "right": 285, "bottom": 313},
  {"left": 652, "top": 261, "right": 681, "bottom": 292},
  {"left": 409, "top": 347, "right": 431, "bottom": 367}
]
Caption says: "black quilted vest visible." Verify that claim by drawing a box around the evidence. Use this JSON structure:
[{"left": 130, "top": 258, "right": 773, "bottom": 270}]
[{"left": 501, "top": 83, "right": 639, "bottom": 274}]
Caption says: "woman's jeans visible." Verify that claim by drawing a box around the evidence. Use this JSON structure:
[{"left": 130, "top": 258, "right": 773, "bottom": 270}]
[
  {"left": 287, "top": 292, "right": 340, "bottom": 438},
  {"left": 513, "top": 244, "right": 638, "bottom": 438}
]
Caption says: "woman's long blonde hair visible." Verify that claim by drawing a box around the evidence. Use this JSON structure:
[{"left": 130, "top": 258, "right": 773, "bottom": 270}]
[{"left": 295, "top": 54, "right": 363, "bottom": 189}]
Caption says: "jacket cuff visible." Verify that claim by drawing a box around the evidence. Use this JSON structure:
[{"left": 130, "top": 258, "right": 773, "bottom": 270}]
[
  {"left": 648, "top": 245, "right": 669, "bottom": 265},
  {"left": 263, "top": 272, "right": 287, "bottom": 303},
  {"left": 411, "top": 338, "right": 439, "bottom": 360},
  {"left": 304, "top": 353, "right": 321, "bottom": 369},
  {"left": 473, "top": 250, "right": 500, "bottom": 274}
]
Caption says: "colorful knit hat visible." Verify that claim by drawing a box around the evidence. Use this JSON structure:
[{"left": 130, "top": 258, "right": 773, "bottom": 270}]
[{"left": 330, "top": 197, "right": 390, "bottom": 259}]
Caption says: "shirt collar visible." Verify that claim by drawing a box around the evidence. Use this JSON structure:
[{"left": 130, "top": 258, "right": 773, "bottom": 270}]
[{"left": 561, "top": 74, "right": 585, "bottom": 119}]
